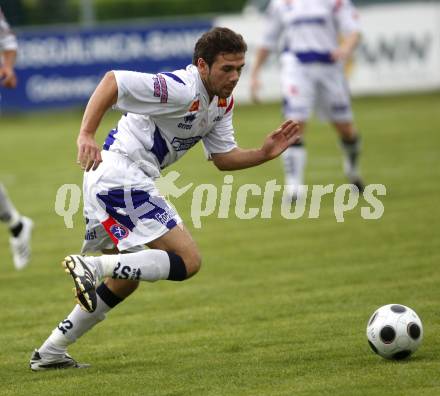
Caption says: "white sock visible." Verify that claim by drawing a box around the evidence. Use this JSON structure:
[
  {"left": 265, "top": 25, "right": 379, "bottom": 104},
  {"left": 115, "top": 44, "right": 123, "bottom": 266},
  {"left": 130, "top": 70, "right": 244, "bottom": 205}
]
[
  {"left": 97, "top": 249, "right": 170, "bottom": 282},
  {"left": 0, "top": 183, "right": 21, "bottom": 227},
  {"left": 282, "top": 146, "right": 307, "bottom": 186},
  {"left": 38, "top": 294, "right": 112, "bottom": 359}
]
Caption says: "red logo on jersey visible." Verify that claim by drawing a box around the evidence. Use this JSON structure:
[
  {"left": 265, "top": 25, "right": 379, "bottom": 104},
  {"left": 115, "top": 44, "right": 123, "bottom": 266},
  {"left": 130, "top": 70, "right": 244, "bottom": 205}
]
[
  {"left": 218, "top": 98, "right": 227, "bottom": 107},
  {"left": 102, "top": 217, "right": 129, "bottom": 245},
  {"left": 188, "top": 100, "right": 199, "bottom": 112}
]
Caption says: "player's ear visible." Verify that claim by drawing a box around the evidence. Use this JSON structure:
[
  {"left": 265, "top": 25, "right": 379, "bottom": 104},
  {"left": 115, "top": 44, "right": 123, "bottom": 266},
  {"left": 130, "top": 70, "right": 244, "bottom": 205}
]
[{"left": 197, "top": 58, "right": 209, "bottom": 75}]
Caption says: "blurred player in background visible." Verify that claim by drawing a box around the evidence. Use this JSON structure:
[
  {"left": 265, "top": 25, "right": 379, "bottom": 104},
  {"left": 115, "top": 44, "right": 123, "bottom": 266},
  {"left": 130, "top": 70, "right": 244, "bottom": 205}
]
[
  {"left": 250, "top": 0, "right": 364, "bottom": 199},
  {"left": 30, "top": 27, "right": 300, "bottom": 370},
  {"left": 0, "top": 7, "right": 33, "bottom": 270}
]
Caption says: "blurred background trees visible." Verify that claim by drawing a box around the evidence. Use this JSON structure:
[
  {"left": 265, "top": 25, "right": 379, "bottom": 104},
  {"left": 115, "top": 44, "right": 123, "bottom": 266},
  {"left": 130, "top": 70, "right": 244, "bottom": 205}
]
[
  {"left": 0, "top": 0, "right": 247, "bottom": 26},
  {"left": 1, "top": 0, "right": 439, "bottom": 26}
]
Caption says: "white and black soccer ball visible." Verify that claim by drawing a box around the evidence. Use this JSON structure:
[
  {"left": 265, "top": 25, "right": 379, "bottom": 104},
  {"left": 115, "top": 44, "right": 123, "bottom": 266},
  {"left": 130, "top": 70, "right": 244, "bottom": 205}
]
[{"left": 366, "top": 304, "right": 423, "bottom": 360}]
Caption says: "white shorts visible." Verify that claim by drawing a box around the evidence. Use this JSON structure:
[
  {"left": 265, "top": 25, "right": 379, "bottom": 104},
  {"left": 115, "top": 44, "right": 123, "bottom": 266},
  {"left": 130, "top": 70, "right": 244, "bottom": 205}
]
[
  {"left": 81, "top": 150, "right": 182, "bottom": 253},
  {"left": 280, "top": 54, "right": 353, "bottom": 122}
]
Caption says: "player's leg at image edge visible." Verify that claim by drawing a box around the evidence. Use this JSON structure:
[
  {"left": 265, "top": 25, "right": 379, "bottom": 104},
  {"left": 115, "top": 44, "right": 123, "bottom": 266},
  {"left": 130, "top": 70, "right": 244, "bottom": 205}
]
[{"left": 0, "top": 183, "right": 33, "bottom": 270}]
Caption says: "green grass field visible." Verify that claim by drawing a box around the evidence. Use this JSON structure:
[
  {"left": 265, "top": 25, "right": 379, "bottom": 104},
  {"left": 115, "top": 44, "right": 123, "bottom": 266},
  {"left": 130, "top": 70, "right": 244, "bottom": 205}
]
[{"left": 0, "top": 92, "right": 439, "bottom": 395}]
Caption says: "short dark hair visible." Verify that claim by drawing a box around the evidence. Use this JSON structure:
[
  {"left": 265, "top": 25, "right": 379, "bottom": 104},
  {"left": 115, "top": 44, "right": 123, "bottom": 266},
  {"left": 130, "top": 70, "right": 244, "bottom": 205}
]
[{"left": 192, "top": 27, "right": 247, "bottom": 67}]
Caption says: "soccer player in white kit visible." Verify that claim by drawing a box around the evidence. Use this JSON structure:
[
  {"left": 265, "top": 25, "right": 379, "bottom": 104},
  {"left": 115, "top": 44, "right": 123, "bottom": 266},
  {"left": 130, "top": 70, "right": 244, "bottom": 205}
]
[
  {"left": 250, "top": 0, "right": 364, "bottom": 198},
  {"left": 0, "top": 7, "right": 34, "bottom": 270},
  {"left": 30, "top": 27, "right": 301, "bottom": 370}
]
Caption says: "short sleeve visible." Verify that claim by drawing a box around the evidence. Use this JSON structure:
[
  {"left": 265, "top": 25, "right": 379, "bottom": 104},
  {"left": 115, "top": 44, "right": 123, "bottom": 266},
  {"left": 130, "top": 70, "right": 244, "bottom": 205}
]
[
  {"left": 113, "top": 70, "right": 192, "bottom": 116},
  {"left": 202, "top": 100, "right": 237, "bottom": 158},
  {"left": 259, "top": 0, "right": 284, "bottom": 51},
  {"left": 0, "top": 9, "right": 17, "bottom": 51},
  {"left": 334, "top": 0, "right": 360, "bottom": 35}
]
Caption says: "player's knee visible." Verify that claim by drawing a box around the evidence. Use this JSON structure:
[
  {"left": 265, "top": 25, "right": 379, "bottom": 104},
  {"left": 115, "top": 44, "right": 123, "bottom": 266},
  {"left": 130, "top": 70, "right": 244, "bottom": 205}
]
[
  {"left": 184, "top": 250, "right": 202, "bottom": 278},
  {"left": 167, "top": 250, "right": 201, "bottom": 280}
]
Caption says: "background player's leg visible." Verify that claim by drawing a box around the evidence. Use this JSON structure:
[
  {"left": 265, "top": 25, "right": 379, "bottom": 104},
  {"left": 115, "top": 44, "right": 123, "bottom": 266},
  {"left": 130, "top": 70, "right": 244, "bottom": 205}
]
[
  {"left": 0, "top": 183, "right": 33, "bottom": 269},
  {"left": 280, "top": 62, "right": 313, "bottom": 201},
  {"left": 282, "top": 124, "right": 307, "bottom": 200},
  {"left": 0, "top": 183, "right": 20, "bottom": 227},
  {"left": 333, "top": 121, "right": 364, "bottom": 191},
  {"left": 320, "top": 65, "right": 364, "bottom": 191}
]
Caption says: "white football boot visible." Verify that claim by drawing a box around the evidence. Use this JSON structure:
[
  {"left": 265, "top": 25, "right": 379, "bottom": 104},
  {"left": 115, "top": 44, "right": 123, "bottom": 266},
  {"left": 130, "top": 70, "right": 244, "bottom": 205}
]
[{"left": 30, "top": 349, "right": 90, "bottom": 371}]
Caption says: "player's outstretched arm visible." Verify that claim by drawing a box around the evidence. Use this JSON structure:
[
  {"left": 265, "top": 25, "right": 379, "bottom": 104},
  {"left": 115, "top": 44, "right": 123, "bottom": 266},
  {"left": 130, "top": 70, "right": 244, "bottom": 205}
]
[
  {"left": 211, "top": 120, "right": 300, "bottom": 171},
  {"left": 77, "top": 71, "right": 118, "bottom": 171}
]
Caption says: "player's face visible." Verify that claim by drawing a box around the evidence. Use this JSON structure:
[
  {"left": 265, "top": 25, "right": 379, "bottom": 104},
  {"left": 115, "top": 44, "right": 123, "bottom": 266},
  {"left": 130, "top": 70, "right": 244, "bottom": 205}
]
[{"left": 199, "top": 52, "right": 245, "bottom": 99}]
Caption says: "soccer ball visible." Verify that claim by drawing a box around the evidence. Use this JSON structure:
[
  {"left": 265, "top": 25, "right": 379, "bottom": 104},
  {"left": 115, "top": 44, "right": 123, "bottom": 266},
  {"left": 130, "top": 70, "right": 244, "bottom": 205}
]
[{"left": 366, "top": 304, "right": 423, "bottom": 360}]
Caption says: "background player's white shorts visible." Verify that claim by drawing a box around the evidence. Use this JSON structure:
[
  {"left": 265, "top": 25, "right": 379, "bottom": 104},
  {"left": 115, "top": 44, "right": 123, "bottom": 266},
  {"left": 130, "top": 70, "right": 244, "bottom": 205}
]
[
  {"left": 81, "top": 150, "right": 182, "bottom": 253},
  {"left": 280, "top": 54, "right": 353, "bottom": 122}
]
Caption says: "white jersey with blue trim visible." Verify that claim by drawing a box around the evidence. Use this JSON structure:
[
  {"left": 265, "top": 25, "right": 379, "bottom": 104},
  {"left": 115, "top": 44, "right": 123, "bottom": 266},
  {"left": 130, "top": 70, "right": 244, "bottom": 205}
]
[
  {"left": 260, "top": 0, "right": 360, "bottom": 61},
  {"left": 107, "top": 65, "right": 237, "bottom": 177},
  {"left": 0, "top": 8, "right": 17, "bottom": 51}
]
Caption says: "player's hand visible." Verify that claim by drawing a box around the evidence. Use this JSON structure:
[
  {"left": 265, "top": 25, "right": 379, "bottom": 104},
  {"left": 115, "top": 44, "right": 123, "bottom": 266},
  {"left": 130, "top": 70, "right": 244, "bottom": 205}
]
[
  {"left": 262, "top": 120, "right": 301, "bottom": 160},
  {"left": 77, "top": 133, "right": 102, "bottom": 171},
  {"left": 0, "top": 66, "right": 17, "bottom": 89},
  {"left": 250, "top": 74, "right": 261, "bottom": 103},
  {"left": 331, "top": 47, "right": 350, "bottom": 62}
]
